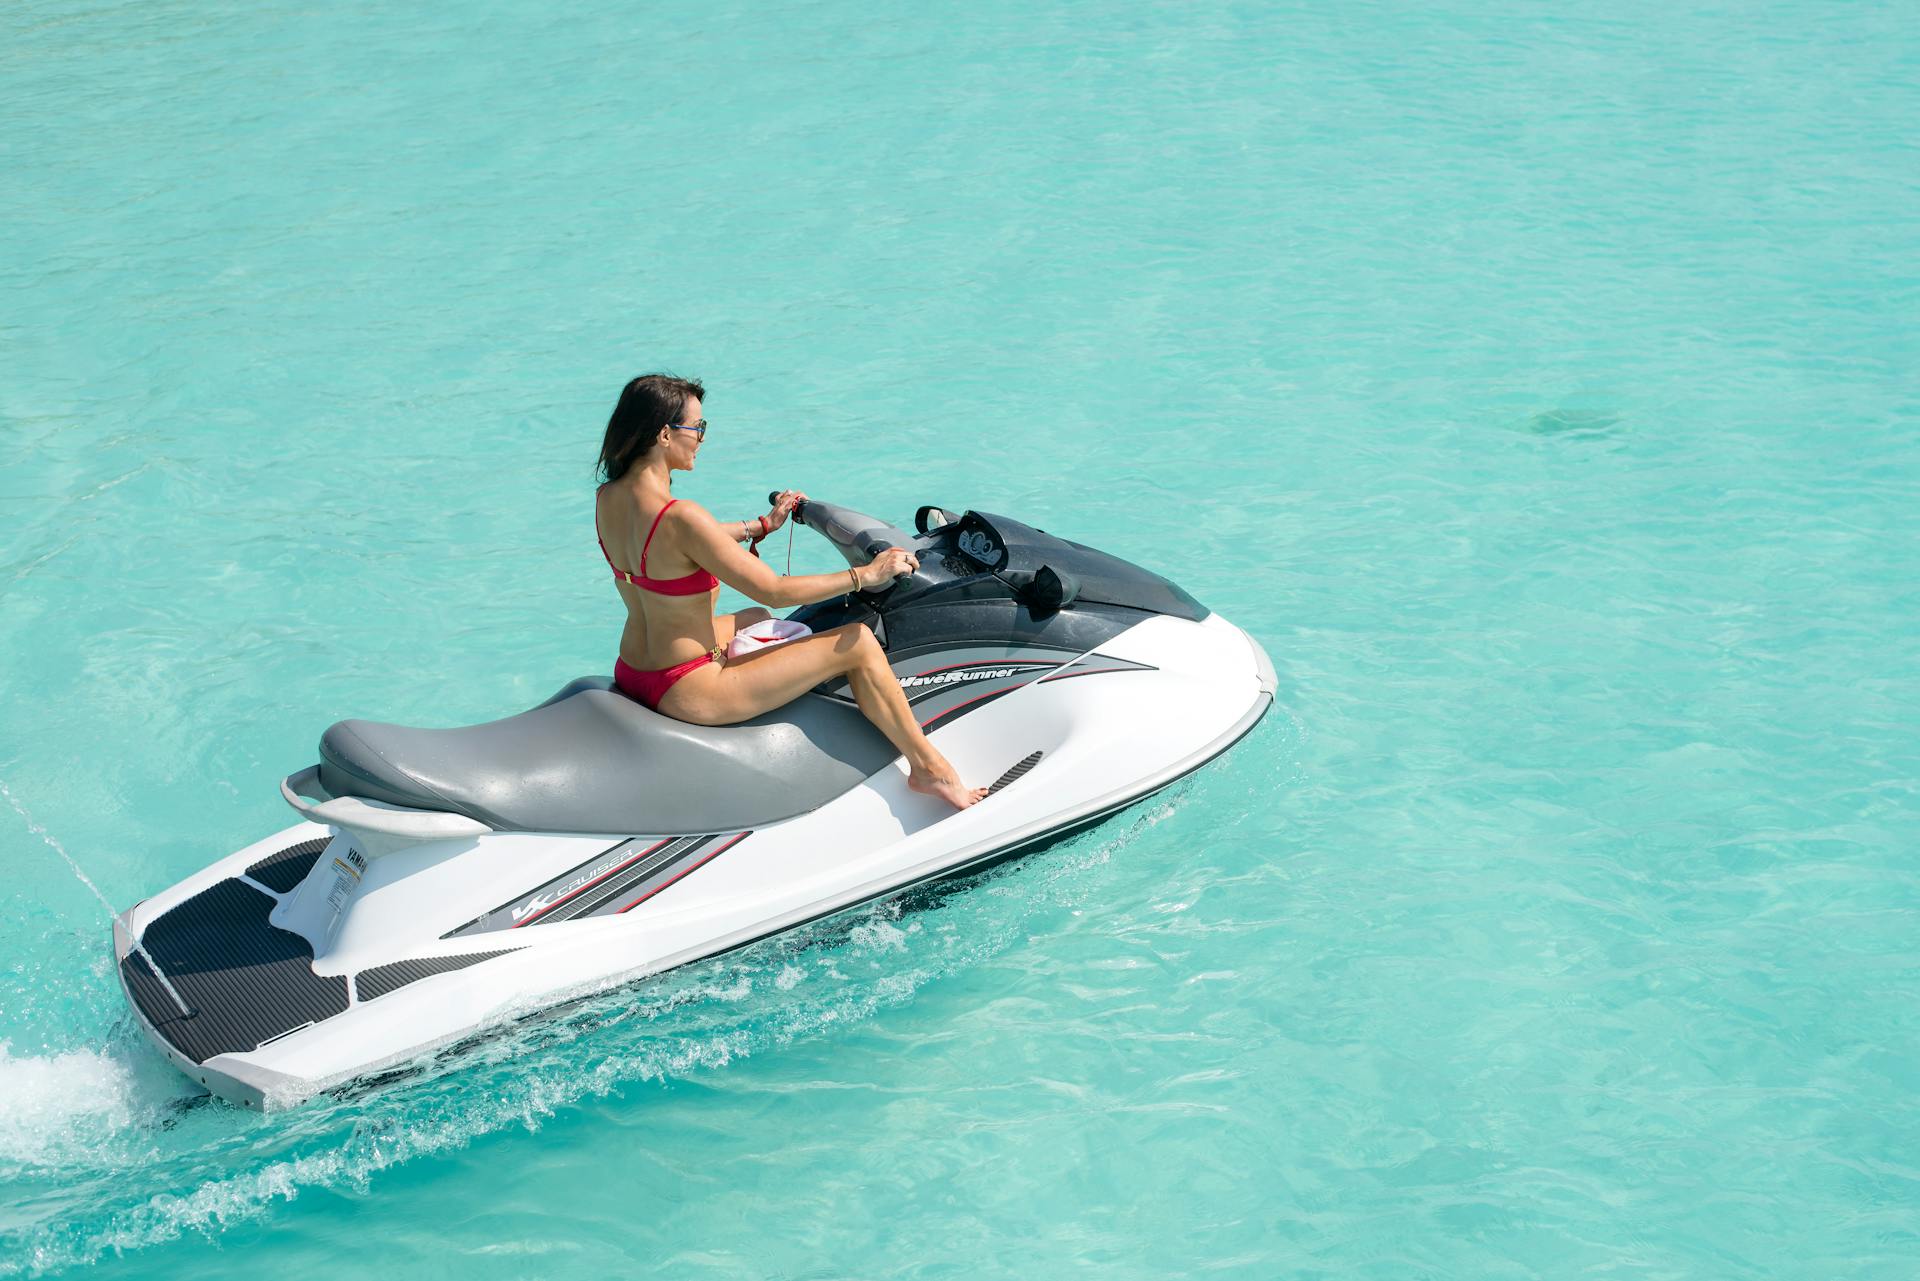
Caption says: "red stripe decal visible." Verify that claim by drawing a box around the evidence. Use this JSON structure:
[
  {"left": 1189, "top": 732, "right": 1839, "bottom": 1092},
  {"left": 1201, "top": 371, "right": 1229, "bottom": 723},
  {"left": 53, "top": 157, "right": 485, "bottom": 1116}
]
[
  {"left": 918, "top": 687, "right": 1017, "bottom": 729},
  {"left": 616, "top": 832, "right": 751, "bottom": 914},
  {"left": 903, "top": 658, "right": 1063, "bottom": 679},
  {"left": 514, "top": 838, "right": 671, "bottom": 928}
]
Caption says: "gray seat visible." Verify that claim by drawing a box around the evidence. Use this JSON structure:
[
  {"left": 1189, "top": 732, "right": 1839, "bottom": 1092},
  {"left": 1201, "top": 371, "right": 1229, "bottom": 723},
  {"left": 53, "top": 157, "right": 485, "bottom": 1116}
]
[{"left": 317, "top": 677, "right": 898, "bottom": 835}]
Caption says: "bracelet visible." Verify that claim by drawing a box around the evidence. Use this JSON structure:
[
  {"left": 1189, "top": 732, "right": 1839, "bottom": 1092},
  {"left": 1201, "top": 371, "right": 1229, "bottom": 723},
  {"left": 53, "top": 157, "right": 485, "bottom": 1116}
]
[{"left": 847, "top": 568, "right": 859, "bottom": 592}]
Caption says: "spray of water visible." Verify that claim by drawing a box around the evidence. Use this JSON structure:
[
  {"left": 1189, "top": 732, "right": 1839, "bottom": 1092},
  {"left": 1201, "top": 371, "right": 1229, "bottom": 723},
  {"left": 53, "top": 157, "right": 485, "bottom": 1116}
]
[{"left": 0, "top": 778, "right": 194, "bottom": 1020}]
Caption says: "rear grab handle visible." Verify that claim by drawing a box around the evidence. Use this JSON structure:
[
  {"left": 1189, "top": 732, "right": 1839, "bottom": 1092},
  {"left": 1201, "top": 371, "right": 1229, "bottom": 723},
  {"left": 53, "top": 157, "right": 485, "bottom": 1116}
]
[{"left": 280, "top": 765, "right": 491, "bottom": 844}]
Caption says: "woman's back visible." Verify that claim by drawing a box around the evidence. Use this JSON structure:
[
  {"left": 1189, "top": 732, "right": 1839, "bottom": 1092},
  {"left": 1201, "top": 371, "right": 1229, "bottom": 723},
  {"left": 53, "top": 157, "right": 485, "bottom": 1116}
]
[{"left": 596, "top": 481, "right": 720, "bottom": 670}]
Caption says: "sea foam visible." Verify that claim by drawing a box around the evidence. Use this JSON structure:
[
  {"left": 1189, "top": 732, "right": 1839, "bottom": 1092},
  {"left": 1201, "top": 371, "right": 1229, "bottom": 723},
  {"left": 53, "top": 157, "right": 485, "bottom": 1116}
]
[{"left": 0, "top": 1042, "right": 136, "bottom": 1166}]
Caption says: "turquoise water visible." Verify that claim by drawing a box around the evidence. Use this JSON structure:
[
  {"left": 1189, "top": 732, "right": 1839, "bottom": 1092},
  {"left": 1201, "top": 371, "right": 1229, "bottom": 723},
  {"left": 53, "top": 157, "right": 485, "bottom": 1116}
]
[{"left": 4, "top": 0, "right": 1917, "bottom": 1274}]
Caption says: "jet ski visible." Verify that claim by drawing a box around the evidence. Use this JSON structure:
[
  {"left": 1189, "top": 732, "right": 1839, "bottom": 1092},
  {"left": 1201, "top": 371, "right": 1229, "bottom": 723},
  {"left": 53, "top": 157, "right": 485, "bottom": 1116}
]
[{"left": 115, "top": 497, "right": 1275, "bottom": 1108}]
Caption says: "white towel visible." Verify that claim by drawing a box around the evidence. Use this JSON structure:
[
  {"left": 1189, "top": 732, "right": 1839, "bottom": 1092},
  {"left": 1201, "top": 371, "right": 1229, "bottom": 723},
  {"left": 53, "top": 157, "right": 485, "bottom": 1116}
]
[{"left": 726, "top": 617, "right": 813, "bottom": 658}]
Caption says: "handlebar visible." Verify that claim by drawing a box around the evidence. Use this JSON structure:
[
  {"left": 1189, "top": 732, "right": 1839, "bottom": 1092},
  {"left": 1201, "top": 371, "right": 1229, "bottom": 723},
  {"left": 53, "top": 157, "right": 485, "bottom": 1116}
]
[{"left": 768, "top": 492, "right": 917, "bottom": 572}]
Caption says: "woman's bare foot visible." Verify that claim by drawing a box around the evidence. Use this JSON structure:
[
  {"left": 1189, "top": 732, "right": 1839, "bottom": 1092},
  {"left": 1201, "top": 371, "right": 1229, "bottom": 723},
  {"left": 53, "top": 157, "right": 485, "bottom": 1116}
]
[{"left": 908, "top": 764, "right": 989, "bottom": 810}]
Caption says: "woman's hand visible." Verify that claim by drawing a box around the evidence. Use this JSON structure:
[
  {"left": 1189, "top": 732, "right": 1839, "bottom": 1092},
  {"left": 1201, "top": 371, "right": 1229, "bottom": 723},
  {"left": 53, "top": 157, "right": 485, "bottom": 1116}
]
[
  {"left": 762, "top": 490, "right": 808, "bottom": 533},
  {"left": 854, "top": 546, "right": 919, "bottom": 591}
]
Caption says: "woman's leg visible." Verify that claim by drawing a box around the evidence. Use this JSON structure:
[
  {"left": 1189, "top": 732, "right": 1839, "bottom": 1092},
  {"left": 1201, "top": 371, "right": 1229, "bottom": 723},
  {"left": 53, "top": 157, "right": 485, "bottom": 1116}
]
[{"left": 663, "top": 623, "right": 987, "bottom": 810}]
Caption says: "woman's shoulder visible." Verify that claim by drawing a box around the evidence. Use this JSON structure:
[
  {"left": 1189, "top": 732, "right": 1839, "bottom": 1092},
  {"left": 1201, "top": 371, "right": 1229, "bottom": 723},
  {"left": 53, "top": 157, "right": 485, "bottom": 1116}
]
[
  {"left": 663, "top": 496, "right": 715, "bottom": 527},
  {"left": 594, "top": 479, "right": 627, "bottom": 513}
]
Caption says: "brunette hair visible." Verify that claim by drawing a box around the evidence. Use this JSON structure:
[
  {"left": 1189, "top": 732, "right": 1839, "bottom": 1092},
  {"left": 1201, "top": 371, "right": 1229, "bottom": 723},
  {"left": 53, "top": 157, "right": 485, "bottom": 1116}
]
[{"left": 598, "top": 374, "right": 704, "bottom": 482}]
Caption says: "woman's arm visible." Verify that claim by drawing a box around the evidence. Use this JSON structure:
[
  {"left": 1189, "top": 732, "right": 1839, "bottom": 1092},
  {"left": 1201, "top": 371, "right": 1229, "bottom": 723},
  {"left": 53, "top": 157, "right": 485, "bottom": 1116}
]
[
  {"left": 675, "top": 501, "right": 914, "bottom": 609},
  {"left": 723, "top": 489, "right": 807, "bottom": 544}
]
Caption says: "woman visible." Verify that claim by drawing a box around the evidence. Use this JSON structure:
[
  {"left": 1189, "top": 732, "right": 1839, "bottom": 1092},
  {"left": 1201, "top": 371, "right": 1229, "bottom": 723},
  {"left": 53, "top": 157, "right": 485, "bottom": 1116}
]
[{"left": 595, "top": 374, "right": 987, "bottom": 810}]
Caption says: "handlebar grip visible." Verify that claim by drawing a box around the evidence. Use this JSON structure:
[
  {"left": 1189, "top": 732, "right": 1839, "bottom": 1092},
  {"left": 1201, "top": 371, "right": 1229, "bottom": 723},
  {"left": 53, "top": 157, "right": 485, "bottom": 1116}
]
[{"left": 770, "top": 490, "right": 810, "bottom": 521}]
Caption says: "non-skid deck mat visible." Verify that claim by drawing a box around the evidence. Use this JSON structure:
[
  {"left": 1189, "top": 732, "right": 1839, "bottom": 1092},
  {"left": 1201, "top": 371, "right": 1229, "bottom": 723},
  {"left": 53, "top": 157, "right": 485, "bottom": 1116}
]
[
  {"left": 122, "top": 878, "right": 349, "bottom": 1065},
  {"left": 244, "top": 837, "right": 331, "bottom": 894}
]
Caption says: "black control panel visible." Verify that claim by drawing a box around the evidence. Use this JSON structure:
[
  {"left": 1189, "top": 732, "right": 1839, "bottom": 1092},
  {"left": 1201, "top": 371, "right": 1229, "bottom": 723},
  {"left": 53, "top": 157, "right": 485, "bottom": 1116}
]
[{"left": 948, "top": 512, "right": 1009, "bottom": 572}]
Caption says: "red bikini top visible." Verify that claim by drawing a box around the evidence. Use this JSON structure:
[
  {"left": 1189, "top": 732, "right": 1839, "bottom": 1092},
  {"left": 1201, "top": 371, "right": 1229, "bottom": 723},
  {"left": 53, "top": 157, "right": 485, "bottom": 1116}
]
[{"left": 598, "top": 497, "right": 719, "bottom": 596}]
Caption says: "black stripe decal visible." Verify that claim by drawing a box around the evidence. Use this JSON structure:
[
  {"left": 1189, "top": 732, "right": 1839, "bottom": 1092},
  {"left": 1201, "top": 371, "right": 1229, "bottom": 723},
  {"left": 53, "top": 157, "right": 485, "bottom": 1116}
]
[
  {"left": 513, "top": 838, "right": 675, "bottom": 928},
  {"left": 543, "top": 835, "right": 716, "bottom": 923},
  {"left": 988, "top": 752, "right": 1044, "bottom": 795},
  {"left": 616, "top": 832, "right": 750, "bottom": 914},
  {"left": 444, "top": 837, "right": 646, "bottom": 938},
  {"left": 355, "top": 949, "right": 520, "bottom": 1002}
]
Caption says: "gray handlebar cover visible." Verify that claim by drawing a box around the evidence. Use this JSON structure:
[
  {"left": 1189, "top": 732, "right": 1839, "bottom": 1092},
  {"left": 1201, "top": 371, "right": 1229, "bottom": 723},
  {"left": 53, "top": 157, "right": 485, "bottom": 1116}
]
[{"left": 776, "top": 495, "right": 916, "bottom": 572}]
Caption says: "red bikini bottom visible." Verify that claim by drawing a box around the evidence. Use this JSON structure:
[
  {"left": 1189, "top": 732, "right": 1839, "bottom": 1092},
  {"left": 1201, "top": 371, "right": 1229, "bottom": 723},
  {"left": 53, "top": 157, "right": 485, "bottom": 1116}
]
[{"left": 615, "top": 651, "right": 718, "bottom": 711}]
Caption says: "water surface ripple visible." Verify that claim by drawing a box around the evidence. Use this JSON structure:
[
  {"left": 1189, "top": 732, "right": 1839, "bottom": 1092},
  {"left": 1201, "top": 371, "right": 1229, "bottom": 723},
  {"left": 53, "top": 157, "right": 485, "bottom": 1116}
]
[{"left": 2, "top": 0, "right": 1916, "bottom": 1276}]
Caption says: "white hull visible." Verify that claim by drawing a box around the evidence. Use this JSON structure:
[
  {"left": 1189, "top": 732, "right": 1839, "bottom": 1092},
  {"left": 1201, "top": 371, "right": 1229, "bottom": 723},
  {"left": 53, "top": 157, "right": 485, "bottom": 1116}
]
[{"left": 118, "top": 613, "right": 1273, "bottom": 1108}]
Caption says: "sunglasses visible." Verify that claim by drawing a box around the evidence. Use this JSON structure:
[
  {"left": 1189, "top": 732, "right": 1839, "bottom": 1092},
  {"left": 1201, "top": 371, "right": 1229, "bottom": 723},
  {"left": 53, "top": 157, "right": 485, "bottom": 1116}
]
[{"left": 669, "top": 420, "right": 709, "bottom": 441}]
